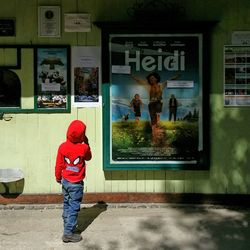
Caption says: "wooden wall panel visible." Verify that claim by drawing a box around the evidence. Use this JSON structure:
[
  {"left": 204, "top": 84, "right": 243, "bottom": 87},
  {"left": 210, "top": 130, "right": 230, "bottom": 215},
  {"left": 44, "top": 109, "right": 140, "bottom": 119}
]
[
  {"left": 15, "top": 0, "right": 37, "bottom": 43},
  {"left": 19, "top": 49, "right": 34, "bottom": 109},
  {"left": 1, "top": 0, "right": 250, "bottom": 198}
]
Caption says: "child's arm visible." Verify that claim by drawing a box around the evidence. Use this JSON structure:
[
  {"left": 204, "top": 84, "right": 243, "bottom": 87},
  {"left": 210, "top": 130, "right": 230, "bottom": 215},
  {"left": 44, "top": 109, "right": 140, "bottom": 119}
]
[
  {"left": 132, "top": 75, "right": 146, "bottom": 85},
  {"left": 55, "top": 148, "right": 63, "bottom": 183},
  {"left": 132, "top": 75, "right": 150, "bottom": 92},
  {"left": 83, "top": 135, "right": 89, "bottom": 145},
  {"left": 83, "top": 135, "right": 92, "bottom": 161}
]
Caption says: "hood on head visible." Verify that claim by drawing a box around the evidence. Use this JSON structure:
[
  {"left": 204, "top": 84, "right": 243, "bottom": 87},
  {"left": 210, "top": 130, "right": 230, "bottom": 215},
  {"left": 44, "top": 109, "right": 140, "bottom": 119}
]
[{"left": 66, "top": 120, "right": 86, "bottom": 143}]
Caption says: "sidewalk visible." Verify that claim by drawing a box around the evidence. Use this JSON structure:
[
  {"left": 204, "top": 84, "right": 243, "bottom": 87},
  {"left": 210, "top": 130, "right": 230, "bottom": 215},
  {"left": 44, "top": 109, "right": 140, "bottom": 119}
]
[{"left": 0, "top": 203, "right": 250, "bottom": 250}]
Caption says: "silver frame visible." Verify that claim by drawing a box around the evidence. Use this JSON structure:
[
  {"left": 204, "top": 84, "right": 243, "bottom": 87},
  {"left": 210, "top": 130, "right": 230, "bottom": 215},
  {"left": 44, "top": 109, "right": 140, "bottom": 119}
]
[{"left": 38, "top": 6, "right": 61, "bottom": 37}]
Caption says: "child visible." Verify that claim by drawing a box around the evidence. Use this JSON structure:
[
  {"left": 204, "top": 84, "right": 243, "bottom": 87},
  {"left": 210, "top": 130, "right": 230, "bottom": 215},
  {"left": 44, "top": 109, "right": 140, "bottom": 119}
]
[
  {"left": 130, "top": 93, "right": 143, "bottom": 124},
  {"left": 55, "top": 120, "right": 92, "bottom": 243}
]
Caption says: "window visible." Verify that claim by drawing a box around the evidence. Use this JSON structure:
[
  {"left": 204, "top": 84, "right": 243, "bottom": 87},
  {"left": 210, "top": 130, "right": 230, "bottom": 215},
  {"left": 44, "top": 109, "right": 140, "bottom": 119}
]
[{"left": 0, "top": 69, "right": 21, "bottom": 108}]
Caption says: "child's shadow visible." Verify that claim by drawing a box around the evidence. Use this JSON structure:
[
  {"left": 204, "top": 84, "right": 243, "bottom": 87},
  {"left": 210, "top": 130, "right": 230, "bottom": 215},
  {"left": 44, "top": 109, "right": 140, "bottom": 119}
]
[{"left": 76, "top": 201, "right": 108, "bottom": 233}]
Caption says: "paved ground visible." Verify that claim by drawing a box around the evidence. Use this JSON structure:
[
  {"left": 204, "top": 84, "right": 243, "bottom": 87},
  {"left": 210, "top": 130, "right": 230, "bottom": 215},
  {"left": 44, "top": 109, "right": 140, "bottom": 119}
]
[{"left": 0, "top": 203, "right": 250, "bottom": 250}]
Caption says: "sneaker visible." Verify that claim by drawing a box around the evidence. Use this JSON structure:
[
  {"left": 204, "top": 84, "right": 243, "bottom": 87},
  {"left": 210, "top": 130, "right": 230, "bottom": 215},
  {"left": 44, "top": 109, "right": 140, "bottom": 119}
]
[{"left": 62, "top": 233, "right": 82, "bottom": 243}]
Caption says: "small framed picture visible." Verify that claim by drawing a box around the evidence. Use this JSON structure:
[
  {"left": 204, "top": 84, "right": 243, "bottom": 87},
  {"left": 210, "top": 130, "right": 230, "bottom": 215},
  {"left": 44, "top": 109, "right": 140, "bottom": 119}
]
[
  {"left": 38, "top": 6, "right": 61, "bottom": 37},
  {"left": 34, "top": 45, "right": 70, "bottom": 112}
]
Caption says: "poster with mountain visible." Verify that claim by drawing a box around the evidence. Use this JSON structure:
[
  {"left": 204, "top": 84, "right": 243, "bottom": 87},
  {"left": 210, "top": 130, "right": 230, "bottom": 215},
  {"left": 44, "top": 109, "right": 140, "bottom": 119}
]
[{"left": 108, "top": 33, "right": 204, "bottom": 168}]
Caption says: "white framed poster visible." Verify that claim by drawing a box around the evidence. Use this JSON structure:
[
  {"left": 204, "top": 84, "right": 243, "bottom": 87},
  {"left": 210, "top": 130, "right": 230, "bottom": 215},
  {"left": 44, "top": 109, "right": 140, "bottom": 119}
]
[
  {"left": 38, "top": 6, "right": 61, "bottom": 37},
  {"left": 224, "top": 45, "right": 250, "bottom": 106},
  {"left": 71, "top": 46, "right": 101, "bottom": 107}
]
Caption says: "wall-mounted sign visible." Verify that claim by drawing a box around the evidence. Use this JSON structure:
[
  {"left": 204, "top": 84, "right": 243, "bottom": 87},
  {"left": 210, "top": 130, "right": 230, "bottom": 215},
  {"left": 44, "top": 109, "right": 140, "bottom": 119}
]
[
  {"left": 64, "top": 13, "right": 91, "bottom": 32},
  {"left": 232, "top": 31, "right": 250, "bottom": 45},
  {"left": 0, "top": 19, "right": 15, "bottom": 36},
  {"left": 224, "top": 45, "right": 250, "bottom": 106},
  {"left": 38, "top": 6, "right": 61, "bottom": 37}
]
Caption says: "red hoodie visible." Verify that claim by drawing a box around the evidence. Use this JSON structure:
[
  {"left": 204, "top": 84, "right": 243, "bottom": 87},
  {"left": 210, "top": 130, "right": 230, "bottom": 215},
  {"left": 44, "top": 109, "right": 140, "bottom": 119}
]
[{"left": 55, "top": 120, "right": 92, "bottom": 183}]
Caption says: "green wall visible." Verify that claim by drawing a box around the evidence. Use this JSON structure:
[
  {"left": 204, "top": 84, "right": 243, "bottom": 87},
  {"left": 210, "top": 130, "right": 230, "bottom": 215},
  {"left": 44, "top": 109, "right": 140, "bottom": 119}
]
[{"left": 0, "top": 0, "right": 250, "bottom": 195}]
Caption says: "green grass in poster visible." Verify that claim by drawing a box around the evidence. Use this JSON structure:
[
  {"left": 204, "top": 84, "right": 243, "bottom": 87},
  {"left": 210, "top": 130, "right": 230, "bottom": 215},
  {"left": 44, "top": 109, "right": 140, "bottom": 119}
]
[{"left": 112, "top": 120, "right": 198, "bottom": 161}]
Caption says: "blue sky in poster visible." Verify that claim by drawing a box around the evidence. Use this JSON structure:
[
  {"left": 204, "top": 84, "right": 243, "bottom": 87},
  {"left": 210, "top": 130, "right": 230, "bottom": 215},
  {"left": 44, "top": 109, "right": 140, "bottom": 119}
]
[
  {"left": 110, "top": 35, "right": 201, "bottom": 121},
  {"left": 37, "top": 48, "right": 68, "bottom": 78}
]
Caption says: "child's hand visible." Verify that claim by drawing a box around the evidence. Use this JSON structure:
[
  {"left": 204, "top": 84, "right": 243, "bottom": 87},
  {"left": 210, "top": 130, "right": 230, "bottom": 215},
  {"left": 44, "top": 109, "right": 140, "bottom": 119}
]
[
  {"left": 83, "top": 135, "right": 89, "bottom": 145},
  {"left": 56, "top": 179, "right": 61, "bottom": 184}
]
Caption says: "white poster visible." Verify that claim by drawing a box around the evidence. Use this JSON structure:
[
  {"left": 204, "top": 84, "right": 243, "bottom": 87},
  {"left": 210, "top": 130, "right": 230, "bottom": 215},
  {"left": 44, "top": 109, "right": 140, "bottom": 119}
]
[
  {"left": 232, "top": 31, "right": 250, "bottom": 45},
  {"left": 224, "top": 45, "right": 250, "bottom": 106},
  {"left": 64, "top": 14, "right": 91, "bottom": 32},
  {"left": 71, "top": 46, "right": 101, "bottom": 107}
]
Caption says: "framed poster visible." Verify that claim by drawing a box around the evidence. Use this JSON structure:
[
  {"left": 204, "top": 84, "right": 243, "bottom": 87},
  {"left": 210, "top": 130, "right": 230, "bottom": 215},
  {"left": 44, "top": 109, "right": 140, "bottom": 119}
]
[
  {"left": 224, "top": 45, "right": 250, "bottom": 106},
  {"left": 71, "top": 46, "right": 101, "bottom": 107},
  {"left": 34, "top": 45, "right": 70, "bottom": 112},
  {"left": 38, "top": 6, "right": 61, "bottom": 37},
  {"left": 98, "top": 22, "right": 211, "bottom": 170}
]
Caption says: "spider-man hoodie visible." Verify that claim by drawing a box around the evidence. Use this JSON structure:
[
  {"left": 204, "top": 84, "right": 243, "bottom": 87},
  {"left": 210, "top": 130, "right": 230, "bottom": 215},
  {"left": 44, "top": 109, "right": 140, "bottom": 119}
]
[{"left": 55, "top": 120, "right": 92, "bottom": 183}]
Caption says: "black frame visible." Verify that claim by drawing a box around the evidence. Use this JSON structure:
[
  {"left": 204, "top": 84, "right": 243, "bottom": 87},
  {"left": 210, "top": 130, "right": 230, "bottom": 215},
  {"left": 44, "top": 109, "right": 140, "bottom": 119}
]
[
  {"left": 0, "top": 44, "right": 71, "bottom": 113},
  {"left": 34, "top": 45, "right": 70, "bottom": 112},
  {"left": 95, "top": 21, "right": 214, "bottom": 170}
]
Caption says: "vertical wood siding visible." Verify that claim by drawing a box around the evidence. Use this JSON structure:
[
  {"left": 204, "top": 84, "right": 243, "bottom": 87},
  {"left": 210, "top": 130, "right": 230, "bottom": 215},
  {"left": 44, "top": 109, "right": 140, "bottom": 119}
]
[{"left": 1, "top": 0, "right": 250, "bottom": 195}]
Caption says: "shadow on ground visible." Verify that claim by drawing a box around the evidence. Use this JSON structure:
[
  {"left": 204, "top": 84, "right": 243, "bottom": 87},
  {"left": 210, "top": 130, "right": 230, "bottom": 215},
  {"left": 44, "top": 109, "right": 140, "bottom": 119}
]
[
  {"left": 79, "top": 205, "right": 250, "bottom": 250},
  {"left": 127, "top": 206, "right": 250, "bottom": 250},
  {"left": 76, "top": 201, "right": 108, "bottom": 233}
]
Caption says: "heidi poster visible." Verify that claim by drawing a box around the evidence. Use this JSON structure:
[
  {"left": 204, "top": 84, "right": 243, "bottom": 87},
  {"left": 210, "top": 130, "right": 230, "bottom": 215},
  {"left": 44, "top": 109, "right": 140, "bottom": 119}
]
[{"left": 108, "top": 34, "right": 204, "bottom": 168}]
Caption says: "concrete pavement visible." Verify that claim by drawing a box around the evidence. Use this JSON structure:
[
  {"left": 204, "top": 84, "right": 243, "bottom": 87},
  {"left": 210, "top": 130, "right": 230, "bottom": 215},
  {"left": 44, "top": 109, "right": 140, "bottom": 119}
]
[{"left": 0, "top": 203, "right": 250, "bottom": 250}]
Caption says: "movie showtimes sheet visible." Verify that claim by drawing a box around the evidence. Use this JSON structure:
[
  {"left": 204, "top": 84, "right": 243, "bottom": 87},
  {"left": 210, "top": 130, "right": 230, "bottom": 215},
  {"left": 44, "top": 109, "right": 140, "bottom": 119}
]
[
  {"left": 224, "top": 45, "right": 250, "bottom": 106},
  {"left": 109, "top": 34, "right": 203, "bottom": 165}
]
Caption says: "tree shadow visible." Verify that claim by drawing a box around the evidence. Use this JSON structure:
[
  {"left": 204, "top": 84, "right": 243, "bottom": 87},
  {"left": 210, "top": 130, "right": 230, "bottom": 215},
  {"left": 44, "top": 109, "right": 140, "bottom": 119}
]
[
  {"left": 76, "top": 201, "right": 108, "bottom": 233},
  {"left": 128, "top": 205, "right": 250, "bottom": 250}
]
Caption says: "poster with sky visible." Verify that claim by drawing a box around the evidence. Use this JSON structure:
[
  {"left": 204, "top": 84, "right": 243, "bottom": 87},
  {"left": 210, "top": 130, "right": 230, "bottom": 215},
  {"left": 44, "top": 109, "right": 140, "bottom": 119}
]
[{"left": 108, "top": 34, "right": 203, "bottom": 168}]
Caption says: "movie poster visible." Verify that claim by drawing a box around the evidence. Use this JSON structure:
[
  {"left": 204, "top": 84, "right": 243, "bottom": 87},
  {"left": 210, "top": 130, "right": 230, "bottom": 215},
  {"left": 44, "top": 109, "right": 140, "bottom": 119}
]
[
  {"left": 110, "top": 34, "right": 203, "bottom": 165},
  {"left": 36, "top": 47, "right": 68, "bottom": 110},
  {"left": 72, "top": 46, "right": 101, "bottom": 107}
]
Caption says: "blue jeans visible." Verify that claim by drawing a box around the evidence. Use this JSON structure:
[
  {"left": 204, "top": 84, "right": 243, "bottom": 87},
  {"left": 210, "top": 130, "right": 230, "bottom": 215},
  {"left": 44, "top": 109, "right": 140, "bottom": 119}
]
[{"left": 61, "top": 178, "right": 84, "bottom": 235}]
